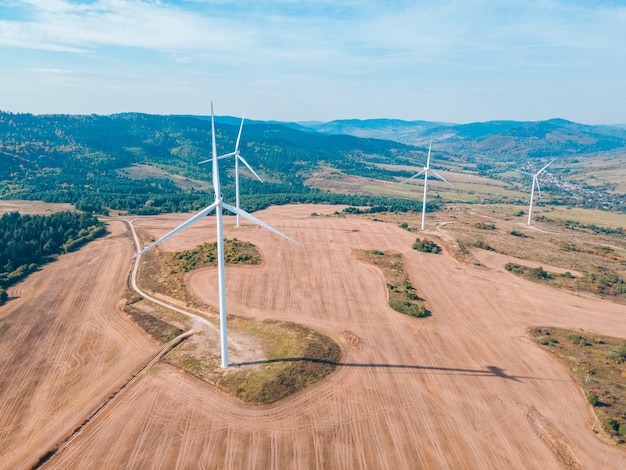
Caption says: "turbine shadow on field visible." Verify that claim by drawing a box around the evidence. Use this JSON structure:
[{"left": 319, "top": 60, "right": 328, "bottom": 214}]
[{"left": 231, "top": 358, "right": 548, "bottom": 382}]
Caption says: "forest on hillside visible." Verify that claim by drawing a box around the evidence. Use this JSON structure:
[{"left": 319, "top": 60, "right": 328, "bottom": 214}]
[
  {"left": 0, "top": 211, "right": 105, "bottom": 304},
  {"left": 0, "top": 111, "right": 423, "bottom": 215}
]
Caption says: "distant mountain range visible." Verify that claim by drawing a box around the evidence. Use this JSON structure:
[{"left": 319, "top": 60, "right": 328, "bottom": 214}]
[{"left": 293, "top": 118, "right": 626, "bottom": 158}]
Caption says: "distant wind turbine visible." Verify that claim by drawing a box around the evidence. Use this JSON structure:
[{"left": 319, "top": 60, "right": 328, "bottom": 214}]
[
  {"left": 402, "top": 139, "right": 450, "bottom": 230},
  {"left": 136, "top": 103, "right": 302, "bottom": 369},
  {"left": 200, "top": 115, "right": 263, "bottom": 228},
  {"left": 520, "top": 158, "right": 555, "bottom": 225}
]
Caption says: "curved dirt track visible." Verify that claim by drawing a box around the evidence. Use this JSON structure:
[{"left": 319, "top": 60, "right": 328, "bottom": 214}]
[
  {"left": 45, "top": 205, "right": 625, "bottom": 469},
  {"left": 0, "top": 221, "right": 159, "bottom": 470}
]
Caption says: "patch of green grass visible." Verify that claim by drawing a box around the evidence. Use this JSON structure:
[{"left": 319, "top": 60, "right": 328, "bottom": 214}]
[
  {"left": 171, "top": 238, "right": 261, "bottom": 272},
  {"left": 357, "top": 249, "right": 430, "bottom": 318},
  {"left": 217, "top": 320, "right": 341, "bottom": 405}
]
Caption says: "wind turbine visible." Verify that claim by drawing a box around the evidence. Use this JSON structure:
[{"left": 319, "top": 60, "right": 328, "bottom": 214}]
[
  {"left": 136, "top": 103, "right": 302, "bottom": 369},
  {"left": 200, "top": 115, "right": 263, "bottom": 228},
  {"left": 521, "top": 158, "right": 555, "bottom": 225},
  {"left": 402, "top": 139, "right": 450, "bottom": 230}
]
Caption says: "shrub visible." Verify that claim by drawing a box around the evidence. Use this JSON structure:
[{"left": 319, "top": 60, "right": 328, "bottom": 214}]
[
  {"left": 539, "top": 335, "right": 558, "bottom": 346},
  {"left": 389, "top": 299, "right": 429, "bottom": 318},
  {"left": 587, "top": 392, "right": 599, "bottom": 406},
  {"left": 567, "top": 333, "right": 589, "bottom": 346},
  {"left": 473, "top": 240, "right": 495, "bottom": 251},
  {"left": 471, "top": 222, "right": 496, "bottom": 230},
  {"left": 412, "top": 238, "right": 441, "bottom": 254},
  {"left": 607, "top": 342, "right": 626, "bottom": 363},
  {"left": 604, "top": 417, "right": 619, "bottom": 432}
]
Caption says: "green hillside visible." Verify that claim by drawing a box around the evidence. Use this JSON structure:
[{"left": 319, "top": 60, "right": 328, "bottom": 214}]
[{"left": 0, "top": 111, "right": 624, "bottom": 214}]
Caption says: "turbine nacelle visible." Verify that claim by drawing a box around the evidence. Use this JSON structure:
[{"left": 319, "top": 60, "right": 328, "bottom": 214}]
[{"left": 200, "top": 115, "right": 264, "bottom": 228}]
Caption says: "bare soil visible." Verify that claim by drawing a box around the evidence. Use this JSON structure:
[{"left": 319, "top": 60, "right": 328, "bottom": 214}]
[{"left": 1, "top": 204, "right": 625, "bottom": 469}]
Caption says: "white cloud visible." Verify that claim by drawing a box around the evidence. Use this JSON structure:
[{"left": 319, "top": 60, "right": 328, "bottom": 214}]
[
  {"left": 0, "top": 1, "right": 624, "bottom": 122},
  {"left": 0, "top": 0, "right": 243, "bottom": 52}
]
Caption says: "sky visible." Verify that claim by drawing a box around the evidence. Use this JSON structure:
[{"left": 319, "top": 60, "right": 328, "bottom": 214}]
[{"left": 0, "top": 1, "right": 625, "bottom": 124}]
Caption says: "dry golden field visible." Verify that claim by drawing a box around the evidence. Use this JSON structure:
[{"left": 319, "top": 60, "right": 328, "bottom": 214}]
[{"left": 1, "top": 203, "right": 625, "bottom": 469}]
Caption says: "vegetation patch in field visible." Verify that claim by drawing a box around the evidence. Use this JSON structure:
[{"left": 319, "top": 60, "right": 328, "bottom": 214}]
[
  {"left": 124, "top": 303, "right": 184, "bottom": 343},
  {"left": 553, "top": 240, "right": 626, "bottom": 262},
  {"left": 506, "top": 263, "right": 626, "bottom": 301},
  {"left": 510, "top": 230, "right": 528, "bottom": 238},
  {"left": 216, "top": 320, "right": 341, "bottom": 405},
  {"left": 536, "top": 216, "right": 625, "bottom": 236},
  {"left": 529, "top": 328, "right": 626, "bottom": 445},
  {"left": 473, "top": 239, "right": 496, "bottom": 251},
  {"left": 470, "top": 221, "right": 496, "bottom": 230},
  {"left": 164, "top": 318, "right": 341, "bottom": 405},
  {"left": 412, "top": 237, "right": 441, "bottom": 253},
  {"left": 170, "top": 239, "right": 261, "bottom": 272},
  {"left": 136, "top": 235, "right": 262, "bottom": 308},
  {"left": 357, "top": 249, "right": 430, "bottom": 318}
]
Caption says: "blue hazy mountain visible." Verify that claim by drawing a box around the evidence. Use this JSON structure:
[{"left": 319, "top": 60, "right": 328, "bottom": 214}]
[{"left": 295, "top": 117, "right": 626, "bottom": 157}]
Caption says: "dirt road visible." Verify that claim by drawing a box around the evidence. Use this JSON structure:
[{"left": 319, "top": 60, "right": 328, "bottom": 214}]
[{"left": 3, "top": 206, "right": 625, "bottom": 469}]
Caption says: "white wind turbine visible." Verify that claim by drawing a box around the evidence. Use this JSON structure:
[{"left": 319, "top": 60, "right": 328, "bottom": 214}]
[
  {"left": 402, "top": 139, "right": 450, "bottom": 230},
  {"left": 200, "top": 115, "right": 263, "bottom": 228},
  {"left": 521, "top": 158, "right": 555, "bottom": 225},
  {"left": 136, "top": 103, "right": 302, "bottom": 368}
]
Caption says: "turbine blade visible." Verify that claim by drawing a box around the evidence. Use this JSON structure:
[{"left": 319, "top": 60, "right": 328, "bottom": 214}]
[
  {"left": 401, "top": 169, "right": 427, "bottom": 184},
  {"left": 216, "top": 151, "right": 236, "bottom": 160},
  {"left": 430, "top": 169, "right": 450, "bottom": 185},
  {"left": 537, "top": 158, "right": 556, "bottom": 175},
  {"left": 238, "top": 155, "right": 264, "bottom": 182},
  {"left": 222, "top": 202, "right": 303, "bottom": 247},
  {"left": 426, "top": 138, "right": 432, "bottom": 169},
  {"left": 518, "top": 170, "right": 533, "bottom": 177},
  {"left": 135, "top": 201, "right": 219, "bottom": 257},
  {"left": 198, "top": 157, "right": 212, "bottom": 165},
  {"left": 234, "top": 115, "right": 245, "bottom": 153}
]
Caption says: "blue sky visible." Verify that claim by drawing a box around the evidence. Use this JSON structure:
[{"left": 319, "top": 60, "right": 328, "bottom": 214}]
[{"left": 0, "top": 1, "right": 625, "bottom": 124}]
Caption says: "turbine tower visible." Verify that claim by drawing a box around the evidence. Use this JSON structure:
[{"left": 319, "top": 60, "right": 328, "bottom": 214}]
[
  {"left": 200, "top": 115, "right": 263, "bottom": 228},
  {"left": 521, "top": 158, "right": 555, "bottom": 225},
  {"left": 136, "top": 103, "right": 302, "bottom": 368},
  {"left": 402, "top": 139, "right": 450, "bottom": 230}
]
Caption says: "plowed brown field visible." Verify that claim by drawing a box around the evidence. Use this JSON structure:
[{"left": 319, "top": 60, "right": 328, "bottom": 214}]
[
  {"left": 2, "top": 206, "right": 625, "bottom": 469},
  {"left": 0, "top": 221, "right": 158, "bottom": 469}
]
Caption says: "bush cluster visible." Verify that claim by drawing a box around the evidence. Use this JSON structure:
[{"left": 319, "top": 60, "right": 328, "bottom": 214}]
[{"left": 412, "top": 238, "right": 441, "bottom": 254}]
